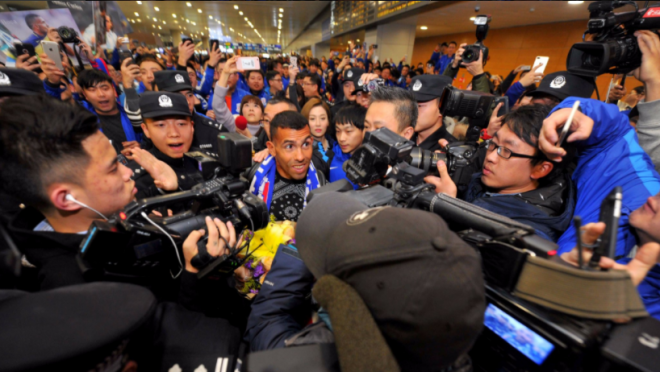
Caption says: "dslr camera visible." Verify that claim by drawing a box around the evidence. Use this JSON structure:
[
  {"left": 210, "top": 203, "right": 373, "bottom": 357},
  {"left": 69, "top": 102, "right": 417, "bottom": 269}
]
[
  {"left": 77, "top": 133, "right": 269, "bottom": 281},
  {"left": 440, "top": 85, "right": 509, "bottom": 128},
  {"left": 567, "top": 1, "right": 660, "bottom": 76},
  {"left": 461, "top": 15, "right": 491, "bottom": 64},
  {"left": 57, "top": 26, "right": 80, "bottom": 45}
]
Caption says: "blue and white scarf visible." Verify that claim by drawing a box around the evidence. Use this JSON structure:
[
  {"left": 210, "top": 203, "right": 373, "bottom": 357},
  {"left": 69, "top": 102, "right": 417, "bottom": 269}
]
[{"left": 249, "top": 155, "right": 321, "bottom": 210}]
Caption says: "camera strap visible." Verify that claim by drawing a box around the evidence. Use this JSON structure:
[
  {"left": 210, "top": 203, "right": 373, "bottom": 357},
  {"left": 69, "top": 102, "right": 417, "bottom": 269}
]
[{"left": 513, "top": 256, "right": 648, "bottom": 320}]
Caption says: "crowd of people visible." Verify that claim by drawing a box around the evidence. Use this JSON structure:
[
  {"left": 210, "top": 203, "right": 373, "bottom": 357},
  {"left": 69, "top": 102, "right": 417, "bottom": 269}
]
[{"left": 1, "top": 24, "right": 660, "bottom": 371}]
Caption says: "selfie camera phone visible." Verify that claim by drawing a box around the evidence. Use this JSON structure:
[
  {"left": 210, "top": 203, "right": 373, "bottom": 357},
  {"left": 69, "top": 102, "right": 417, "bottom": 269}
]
[
  {"left": 13, "top": 43, "right": 35, "bottom": 58},
  {"left": 40, "top": 40, "right": 64, "bottom": 71},
  {"left": 182, "top": 36, "right": 193, "bottom": 45},
  {"left": 534, "top": 56, "right": 550, "bottom": 74},
  {"left": 588, "top": 186, "right": 623, "bottom": 269},
  {"left": 237, "top": 57, "right": 259, "bottom": 70}
]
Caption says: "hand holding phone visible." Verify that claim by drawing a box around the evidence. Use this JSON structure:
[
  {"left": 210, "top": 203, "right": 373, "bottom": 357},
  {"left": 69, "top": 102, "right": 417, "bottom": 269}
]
[
  {"left": 40, "top": 41, "right": 64, "bottom": 71},
  {"left": 290, "top": 56, "right": 298, "bottom": 69},
  {"left": 557, "top": 100, "right": 580, "bottom": 147},
  {"left": 534, "top": 56, "right": 549, "bottom": 74}
]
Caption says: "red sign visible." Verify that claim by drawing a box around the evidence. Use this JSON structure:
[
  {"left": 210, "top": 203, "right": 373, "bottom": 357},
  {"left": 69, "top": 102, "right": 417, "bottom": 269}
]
[{"left": 643, "top": 7, "right": 660, "bottom": 18}]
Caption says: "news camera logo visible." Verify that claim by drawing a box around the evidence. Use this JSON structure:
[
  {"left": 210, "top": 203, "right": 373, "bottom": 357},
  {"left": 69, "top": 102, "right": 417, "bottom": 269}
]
[
  {"left": 412, "top": 80, "right": 423, "bottom": 91},
  {"left": 158, "top": 95, "right": 173, "bottom": 108},
  {"left": 174, "top": 74, "right": 185, "bottom": 84},
  {"left": 0, "top": 72, "right": 10, "bottom": 86},
  {"left": 550, "top": 76, "right": 566, "bottom": 89}
]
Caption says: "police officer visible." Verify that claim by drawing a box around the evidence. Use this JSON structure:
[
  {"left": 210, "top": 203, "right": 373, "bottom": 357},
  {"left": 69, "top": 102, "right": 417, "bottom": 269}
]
[
  {"left": 153, "top": 70, "right": 228, "bottom": 158},
  {"left": 129, "top": 91, "right": 204, "bottom": 198},
  {"left": 330, "top": 67, "right": 364, "bottom": 118},
  {"left": 409, "top": 74, "right": 456, "bottom": 152}
]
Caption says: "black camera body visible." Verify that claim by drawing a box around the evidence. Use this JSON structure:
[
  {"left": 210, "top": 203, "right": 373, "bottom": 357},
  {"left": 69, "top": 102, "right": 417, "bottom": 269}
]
[
  {"left": 344, "top": 128, "right": 414, "bottom": 186},
  {"left": 408, "top": 142, "right": 478, "bottom": 176},
  {"left": 57, "top": 26, "right": 80, "bottom": 45},
  {"left": 77, "top": 133, "right": 268, "bottom": 281},
  {"left": 440, "top": 86, "right": 508, "bottom": 130},
  {"left": 461, "top": 15, "right": 491, "bottom": 65},
  {"left": 567, "top": 1, "right": 660, "bottom": 76}
]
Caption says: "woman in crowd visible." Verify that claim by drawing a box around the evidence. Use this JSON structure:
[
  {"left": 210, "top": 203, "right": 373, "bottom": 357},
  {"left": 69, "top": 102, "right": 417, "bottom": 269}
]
[
  {"left": 301, "top": 97, "right": 334, "bottom": 161},
  {"left": 238, "top": 95, "right": 265, "bottom": 136}
]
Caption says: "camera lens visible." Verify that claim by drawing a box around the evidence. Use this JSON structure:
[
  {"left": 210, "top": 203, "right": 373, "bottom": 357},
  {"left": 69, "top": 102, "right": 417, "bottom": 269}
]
[
  {"left": 581, "top": 53, "right": 602, "bottom": 69},
  {"left": 409, "top": 148, "right": 447, "bottom": 173}
]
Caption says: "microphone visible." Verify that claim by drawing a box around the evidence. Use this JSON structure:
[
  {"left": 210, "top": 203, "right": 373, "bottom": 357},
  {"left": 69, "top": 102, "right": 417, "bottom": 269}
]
[
  {"left": 65, "top": 194, "right": 108, "bottom": 221},
  {"left": 235, "top": 115, "right": 248, "bottom": 131}
]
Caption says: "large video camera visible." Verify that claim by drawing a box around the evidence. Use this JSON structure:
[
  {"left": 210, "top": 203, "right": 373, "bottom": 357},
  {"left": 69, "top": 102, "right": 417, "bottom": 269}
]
[
  {"left": 76, "top": 133, "right": 269, "bottom": 282},
  {"left": 567, "top": 1, "right": 660, "bottom": 77},
  {"left": 461, "top": 15, "right": 491, "bottom": 65},
  {"left": 440, "top": 85, "right": 508, "bottom": 129},
  {"left": 344, "top": 128, "right": 478, "bottom": 187}
]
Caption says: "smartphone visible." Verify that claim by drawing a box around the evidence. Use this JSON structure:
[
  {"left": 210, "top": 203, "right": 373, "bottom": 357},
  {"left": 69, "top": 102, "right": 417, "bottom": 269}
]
[
  {"left": 534, "top": 56, "right": 549, "bottom": 74},
  {"left": 373, "top": 44, "right": 378, "bottom": 49},
  {"left": 13, "top": 42, "right": 35, "bottom": 58},
  {"left": 557, "top": 100, "right": 580, "bottom": 147},
  {"left": 493, "top": 96, "right": 509, "bottom": 117},
  {"left": 237, "top": 56, "right": 259, "bottom": 70},
  {"left": 209, "top": 39, "right": 219, "bottom": 52},
  {"left": 588, "top": 186, "right": 623, "bottom": 269},
  {"left": 290, "top": 56, "right": 298, "bottom": 68},
  {"left": 119, "top": 39, "right": 135, "bottom": 65},
  {"left": 40, "top": 41, "right": 63, "bottom": 71},
  {"left": 181, "top": 35, "right": 193, "bottom": 45},
  {"left": 350, "top": 58, "right": 356, "bottom": 64},
  {"left": 520, "top": 65, "right": 531, "bottom": 71}
]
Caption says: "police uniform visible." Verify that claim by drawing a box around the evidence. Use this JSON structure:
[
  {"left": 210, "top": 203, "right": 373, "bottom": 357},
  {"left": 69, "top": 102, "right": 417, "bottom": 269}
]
[
  {"left": 409, "top": 74, "right": 457, "bottom": 152},
  {"left": 130, "top": 92, "right": 204, "bottom": 200},
  {"left": 330, "top": 68, "right": 364, "bottom": 118},
  {"left": 153, "top": 70, "right": 227, "bottom": 159}
]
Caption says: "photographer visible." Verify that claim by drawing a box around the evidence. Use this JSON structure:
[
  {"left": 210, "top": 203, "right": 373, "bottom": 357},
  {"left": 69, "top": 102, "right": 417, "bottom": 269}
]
[
  {"left": 364, "top": 86, "right": 417, "bottom": 140},
  {"left": 248, "top": 111, "right": 326, "bottom": 222},
  {"left": 0, "top": 96, "right": 180, "bottom": 290},
  {"left": 426, "top": 104, "right": 575, "bottom": 242},
  {"left": 152, "top": 70, "right": 228, "bottom": 156},
  {"left": 443, "top": 44, "right": 490, "bottom": 94},
  {"left": 409, "top": 75, "right": 457, "bottom": 151},
  {"left": 540, "top": 97, "right": 660, "bottom": 317},
  {"left": 246, "top": 193, "right": 484, "bottom": 372}
]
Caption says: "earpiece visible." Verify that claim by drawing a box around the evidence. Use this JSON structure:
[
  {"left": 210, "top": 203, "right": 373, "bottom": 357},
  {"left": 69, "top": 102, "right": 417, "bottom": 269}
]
[{"left": 65, "top": 194, "right": 108, "bottom": 221}]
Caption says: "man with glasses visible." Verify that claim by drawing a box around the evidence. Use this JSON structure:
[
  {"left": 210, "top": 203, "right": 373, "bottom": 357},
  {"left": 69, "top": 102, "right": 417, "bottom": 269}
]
[
  {"left": 425, "top": 104, "right": 575, "bottom": 241},
  {"left": 266, "top": 71, "right": 283, "bottom": 99}
]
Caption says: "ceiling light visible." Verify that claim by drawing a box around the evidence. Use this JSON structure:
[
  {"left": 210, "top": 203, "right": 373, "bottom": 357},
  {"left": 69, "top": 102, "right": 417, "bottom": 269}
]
[
  {"left": 186, "top": 19, "right": 189, "bottom": 23},
  {"left": 134, "top": 12, "right": 139, "bottom": 16},
  {"left": 153, "top": 17, "right": 157, "bottom": 22},
  {"left": 201, "top": 32, "right": 204, "bottom": 36},
  {"left": 174, "top": 20, "right": 178, "bottom": 24},
  {"left": 192, "top": 22, "right": 196, "bottom": 25},
  {"left": 152, "top": 24, "right": 155, "bottom": 28},
  {"left": 239, "top": 11, "right": 243, "bottom": 15},
  {"left": 420, "top": 26, "right": 428, "bottom": 30},
  {"left": 209, "top": 15, "right": 213, "bottom": 19},
  {"left": 230, "top": 27, "right": 234, "bottom": 31},
  {"left": 279, "top": 13, "right": 283, "bottom": 18},
  {"left": 154, "top": 7, "right": 159, "bottom": 11},
  {"left": 279, "top": 8, "right": 284, "bottom": 12},
  {"left": 172, "top": 14, "right": 176, "bottom": 18},
  {"left": 278, "top": 25, "right": 281, "bottom": 30},
  {"left": 186, "top": 2, "right": 191, "bottom": 7},
  {"left": 158, "top": 26, "right": 162, "bottom": 30},
  {"left": 198, "top": 9, "right": 202, "bottom": 13},
  {"left": 163, "top": 20, "right": 166, "bottom": 24},
  {"left": 568, "top": 1, "right": 584, "bottom": 3},
  {"left": 234, "top": 5, "right": 239, "bottom": 9},
  {"left": 137, "top": 19, "right": 141, "bottom": 22},
  {"left": 131, "top": 19, "right": 135, "bottom": 23},
  {"left": 469, "top": 16, "right": 476, "bottom": 21},
  {"left": 244, "top": 17, "right": 248, "bottom": 21},
  {"left": 136, "top": 0, "right": 141, "bottom": 3}
]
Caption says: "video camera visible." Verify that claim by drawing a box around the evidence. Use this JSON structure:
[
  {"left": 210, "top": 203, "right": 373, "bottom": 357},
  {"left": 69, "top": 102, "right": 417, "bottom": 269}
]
[
  {"left": 461, "top": 15, "right": 491, "bottom": 65},
  {"left": 76, "top": 133, "right": 269, "bottom": 282},
  {"left": 313, "top": 127, "right": 660, "bottom": 371},
  {"left": 567, "top": 1, "right": 660, "bottom": 77},
  {"left": 440, "top": 85, "right": 508, "bottom": 129}
]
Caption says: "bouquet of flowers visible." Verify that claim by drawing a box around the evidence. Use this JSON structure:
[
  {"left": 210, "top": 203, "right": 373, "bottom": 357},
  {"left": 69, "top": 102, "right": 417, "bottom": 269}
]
[{"left": 234, "top": 219, "right": 296, "bottom": 299}]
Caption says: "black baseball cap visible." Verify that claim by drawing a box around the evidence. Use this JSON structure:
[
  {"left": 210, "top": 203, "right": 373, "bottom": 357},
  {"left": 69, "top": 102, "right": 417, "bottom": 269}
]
[
  {"left": 0, "top": 68, "right": 45, "bottom": 96},
  {"left": 343, "top": 67, "right": 364, "bottom": 86},
  {"left": 154, "top": 70, "right": 192, "bottom": 92},
  {"left": 527, "top": 71, "right": 595, "bottom": 102},
  {"left": 409, "top": 74, "right": 453, "bottom": 102},
  {"left": 139, "top": 91, "right": 192, "bottom": 119},
  {"left": 0, "top": 282, "right": 155, "bottom": 371},
  {"left": 296, "top": 193, "right": 485, "bottom": 371}
]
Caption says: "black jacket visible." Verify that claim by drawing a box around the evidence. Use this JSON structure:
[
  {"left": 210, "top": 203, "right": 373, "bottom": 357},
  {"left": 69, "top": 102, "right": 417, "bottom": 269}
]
[{"left": 411, "top": 124, "right": 458, "bottom": 152}]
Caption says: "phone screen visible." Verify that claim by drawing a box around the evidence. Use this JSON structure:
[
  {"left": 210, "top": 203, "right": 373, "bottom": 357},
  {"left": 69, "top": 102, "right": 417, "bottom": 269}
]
[{"left": 237, "top": 57, "right": 260, "bottom": 70}]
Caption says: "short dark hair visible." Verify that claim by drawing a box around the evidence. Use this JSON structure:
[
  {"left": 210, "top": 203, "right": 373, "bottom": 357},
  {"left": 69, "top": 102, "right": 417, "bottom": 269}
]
[
  {"left": 0, "top": 96, "right": 99, "bottom": 211},
  {"left": 373, "top": 67, "right": 382, "bottom": 72},
  {"left": 426, "top": 60, "right": 435, "bottom": 66},
  {"left": 296, "top": 71, "right": 307, "bottom": 81},
  {"left": 305, "top": 73, "right": 321, "bottom": 88},
  {"left": 502, "top": 104, "right": 553, "bottom": 168},
  {"left": 246, "top": 69, "right": 264, "bottom": 81},
  {"left": 267, "top": 95, "right": 297, "bottom": 111},
  {"left": 334, "top": 103, "right": 367, "bottom": 130},
  {"left": 25, "top": 14, "right": 40, "bottom": 30},
  {"left": 266, "top": 70, "right": 281, "bottom": 84},
  {"left": 440, "top": 42, "right": 448, "bottom": 47},
  {"left": 309, "top": 59, "right": 320, "bottom": 68},
  {"left": 218, "top": 58, "right": 227, "bottom": 65},
  {"left": 77, "top": 69, "right": 113, "bottom": 90},
  {"left": 136, "top": 54, "right": 165, "bottom": 69},
  {"left": 390, "top": 68, "right": 401, "bottom": 79},
  {"left": 370, "top": 87, "right": 418, "bottom": 131},
  {"left": 270, "top": 111, "right": 309, "bottom": 142},
  {"left": 633, "top": 86, "right": 645, "bottom": 95},
  {"left": 449, "top": 41, "right": 457, "bottom": 46}
]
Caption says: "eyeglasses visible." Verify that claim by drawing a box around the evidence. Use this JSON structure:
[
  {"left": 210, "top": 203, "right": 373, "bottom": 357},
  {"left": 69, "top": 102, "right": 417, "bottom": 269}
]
[{"left": 486, "top": 141, "right": 543, "bottom": 160}]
